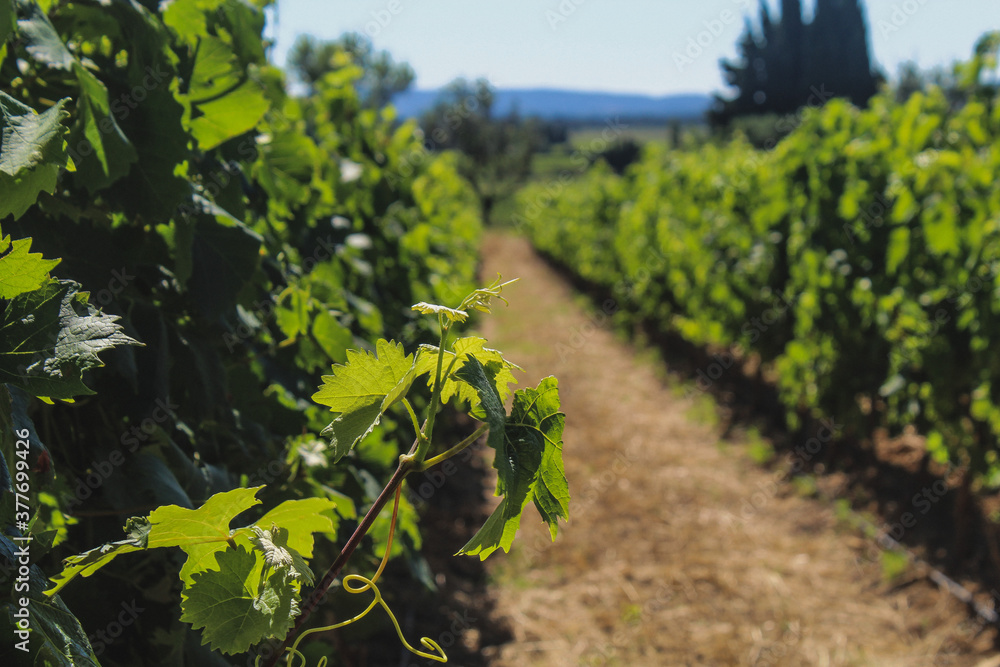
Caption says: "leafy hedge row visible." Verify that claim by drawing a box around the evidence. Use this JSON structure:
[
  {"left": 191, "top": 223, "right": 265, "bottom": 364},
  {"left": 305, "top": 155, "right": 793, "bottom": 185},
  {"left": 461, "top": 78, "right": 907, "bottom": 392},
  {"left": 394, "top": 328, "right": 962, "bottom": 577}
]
[
  {"left": 519, "top": 34, "right": 1000, "bottom": 484},
  {"left": 0, "top": 0, "right": 480, "bottom": 664}
]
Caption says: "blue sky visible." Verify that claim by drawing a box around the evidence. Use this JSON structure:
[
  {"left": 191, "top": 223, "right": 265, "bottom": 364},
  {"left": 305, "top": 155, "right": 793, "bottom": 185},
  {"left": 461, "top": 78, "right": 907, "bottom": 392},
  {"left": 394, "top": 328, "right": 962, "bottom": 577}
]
[{"left": 266, "top": 1, "right": 999, "bottom": 96}]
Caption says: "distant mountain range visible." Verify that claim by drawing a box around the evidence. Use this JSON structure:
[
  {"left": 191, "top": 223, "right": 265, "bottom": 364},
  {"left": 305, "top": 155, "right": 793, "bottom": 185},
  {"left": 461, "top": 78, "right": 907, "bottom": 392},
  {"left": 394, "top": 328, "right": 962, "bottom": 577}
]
[{"left": 391, "top": 88, "right": 712, "bottom": 122}]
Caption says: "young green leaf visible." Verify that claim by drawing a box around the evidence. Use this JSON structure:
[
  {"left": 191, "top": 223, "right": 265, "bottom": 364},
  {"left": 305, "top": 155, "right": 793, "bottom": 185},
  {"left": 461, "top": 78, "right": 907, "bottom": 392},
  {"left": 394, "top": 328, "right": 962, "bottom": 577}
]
[
  {"left": 0, "top": 235, "right": 60, "bottom": 299},
  {"left": 45, "top": 487, "right": 263, "bottom": 596},
  {"left": 410, "top": 302, "right": 468, "bottom": 322},
  {"left": 46, "top": 489, "right": 345, "bottom": 599},
  {"left": 250, "top": 524, "right": 314, "bottom": 585},
  {"left": 313, "top": 339, "right": 416, "bottom": 462},
  {"left": 457, "top": 275, "right": 516, "bottom": 314},
  {"left": 181, "top": 545, "right": 298, "bottom": 655},
  {"left": 253, "top": 497, "right": 341, "bottom": 559},
  {"left": 43, "top": 530, "right": 147, "bottom": 598},
  {"left": 146, "top": 486, "right": 263, "bottom": 584},
  {"left": 415, "top": 336, "right": 521, "bottom": 409}
]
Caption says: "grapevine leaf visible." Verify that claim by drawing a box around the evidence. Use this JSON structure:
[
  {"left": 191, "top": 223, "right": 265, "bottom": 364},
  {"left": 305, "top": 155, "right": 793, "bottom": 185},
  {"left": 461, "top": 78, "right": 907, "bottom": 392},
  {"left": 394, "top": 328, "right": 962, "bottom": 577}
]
[
  {"left": 47, "top": 487, "right": 260, "bottom": 596},
  {"left": 310, "top": 309, "right": 353, "bottom": 364},
  {"left": 47, "top": 489, "right": 343, "bottom": 598},
  {"left": 313, "top": 339, "right": 415, "bottom": 462},
  {"left": 321, "top": 403, "right": 383, "bottom": 463},
  {"left": 415, "top": 336, "right": 521, "bottom": 408},
  {"left": 45, "top": 487, "right": 261, "bottom": 597},
  {"left": 0, "top": 279, "right": 141, "bottom": 399},
  {"left": 0, "top": 92, "right": 70, "bottom": 220},
  {"left": 44, "top": 520, "right": 148, "bottom": 597},
  {"left": 71, "top": 62, "right": 138, "bottom": 191},
  {"left": 250, "top": 524, "right": 314, "bottom": 585},
  {"left": 16, "top": 3, "right": 136, "bottom": 191},
  {"left": 454, "top": 357, "right": 509, "bottom": 488},
  {"left": 147, "top": 486, "right": 262, "bottom": 585},
  {"left": 510, "top": 376, "right": 570, "bottom": 538},
  {"left": 2, "top": 534, "right": 101, "bottom": 665},
  {"left": 189, "top": 78, "right": 269, "bottom": 151},
  {"left": 5, "top": 595, "right": 102, "bottom": 666},
  {"left": 458, "top": 373, "right": 568, "bottom": 559},
  {"left": 0, "top": 0, "right": 13, "bottom": 46},
  {"left": 455, "top": 357, "right": 537, "bottom": 559},
  {"left": 161, "top": 0, "right": 225, "bottom": 44},
  {"left": 313, "top": 340, "right": 414, "bottom": 412},
  {"left": 253, "top": 496, "right": 341, "bottom": 558},
  {"left": 0, "top": 93, "right": 68, "bottom": 175},
  {"left": 111, "top": 76, "right": 190, "bottom": 223},
  {"left": 188, "top": 34, "right": 244, "bottom": 102},
  {"left": 181, "top": 545, "right": 298, "bottom": 655},
  {"left": 184, "top": 35, "right": 267, "bottom": 150},
  {"left": 411, "top": 302, "right": 468, "bottom": 322},
  {"left": 455, "top": 496, "right": 521, "bottom": 561},
  {"left": 0, "top": 234, "right": 60, "bottom": 298},
  {"left": 15, "top": 0, "right": 73, "bottom": 70}
]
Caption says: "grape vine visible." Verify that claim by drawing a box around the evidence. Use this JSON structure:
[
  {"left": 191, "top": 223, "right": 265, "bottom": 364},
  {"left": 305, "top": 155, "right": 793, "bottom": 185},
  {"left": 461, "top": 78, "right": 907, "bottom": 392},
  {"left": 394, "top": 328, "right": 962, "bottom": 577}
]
[
  {"left": 518, "top": 32, "right": 1000, "bottom": 515},
  {"left": 0, "top": 0, "right": 507, "bottom": 664},
  {"left": 40, "top": 277, "right": 569, "bottom": 664}
]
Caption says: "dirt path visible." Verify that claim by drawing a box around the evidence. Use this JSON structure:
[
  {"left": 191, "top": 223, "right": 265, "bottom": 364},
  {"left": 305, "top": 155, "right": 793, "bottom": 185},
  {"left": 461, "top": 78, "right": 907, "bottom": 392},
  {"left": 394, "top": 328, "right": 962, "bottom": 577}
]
[{"left": 472, "top": 232, "right": 997, "bottom": 667}]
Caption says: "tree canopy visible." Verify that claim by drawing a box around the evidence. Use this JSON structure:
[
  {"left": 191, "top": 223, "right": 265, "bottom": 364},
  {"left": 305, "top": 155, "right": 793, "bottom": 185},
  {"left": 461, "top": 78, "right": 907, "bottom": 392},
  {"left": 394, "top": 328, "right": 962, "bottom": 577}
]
[
  {"left": 288, "top": 32, "right": 414, "bottom": 108},
  {"left": 711, "top": 0, "right": 882, "bottom": 125},
  {"left": 419, "top": 79, "right": 542, "bottom": 224}
]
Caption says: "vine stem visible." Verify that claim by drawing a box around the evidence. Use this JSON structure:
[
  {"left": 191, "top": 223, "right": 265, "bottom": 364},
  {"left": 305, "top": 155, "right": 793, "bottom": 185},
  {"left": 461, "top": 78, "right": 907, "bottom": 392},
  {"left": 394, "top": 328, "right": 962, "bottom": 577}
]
[
  {"left": 263, "top": 418, "right": 486, "bottom": 667},
  {"left": 416, "top": 424, "right": 488, "bottom": 472},
  {"left": 263, "top": 454, "right": 414, "bottom": 667}
]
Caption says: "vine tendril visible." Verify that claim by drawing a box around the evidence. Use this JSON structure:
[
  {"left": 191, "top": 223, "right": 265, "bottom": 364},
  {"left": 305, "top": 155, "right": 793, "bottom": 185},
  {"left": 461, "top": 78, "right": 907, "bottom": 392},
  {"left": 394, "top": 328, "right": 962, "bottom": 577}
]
[{"left": 263, "top": 485, "right": 448, "bottom": 666}]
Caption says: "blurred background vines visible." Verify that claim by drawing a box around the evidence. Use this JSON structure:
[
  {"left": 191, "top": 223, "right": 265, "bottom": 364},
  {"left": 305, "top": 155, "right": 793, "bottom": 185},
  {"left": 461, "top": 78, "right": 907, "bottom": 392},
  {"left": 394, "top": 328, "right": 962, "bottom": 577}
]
[
  {"left": 518, "top": 31, "right": 1000, "bottom": 569},
  {"left": 0, "top": 0, "right": 482, "bottom": 664}
]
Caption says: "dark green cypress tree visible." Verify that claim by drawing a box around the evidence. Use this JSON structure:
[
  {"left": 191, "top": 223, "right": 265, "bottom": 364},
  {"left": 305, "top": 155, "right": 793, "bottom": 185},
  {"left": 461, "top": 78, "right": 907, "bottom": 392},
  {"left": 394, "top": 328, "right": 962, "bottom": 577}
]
[
  {"left": 711, "top": 0, "right": 880, "bottom": 125},
  {"left": 774, "top": 0, "right": 805, "bottom": 112},
  {"left": 711, "top": 16, "right": 769, "bottom": 123}
]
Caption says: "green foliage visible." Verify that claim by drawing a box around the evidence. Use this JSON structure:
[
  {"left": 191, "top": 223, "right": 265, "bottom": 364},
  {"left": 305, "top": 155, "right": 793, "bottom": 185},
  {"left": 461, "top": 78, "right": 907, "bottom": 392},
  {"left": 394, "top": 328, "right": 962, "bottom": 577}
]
[
  {"left": 420, "top": 78, "right": 543, "bottom": 223},
  {"left": 880, "top": 549, "right": 910, "bottom": 583},
  {"left": 313, "top": 340, "right": 416, "bottom": 462},
  {"left": 0, "top": 234, "right": 59, "bottom": 297},
  {"left": 288, "top": 32, "right": 414, "bottom": 107},
  {"left": 46, "top": 487, "right": 343, "bottom": 653},
  {"left": 416, "top": 336, "right": 522, "bottom": 408},
  {"left": 521, "top": 34, "right": 1000, "bottom": 490},
  {"left": 0, "top": 92, "right": 69, "bottom": 219},
  {"left": 181, "top": 544, "right": 299, "bottom": 655},
  {"left": 0, "top": 0, "right": 484, "bottom": 662},
  {"left": 457, "top": 360, "right": 568, "bottom": 559},
  {"left": 45, "top": 282, "right": 569, "bottom": 659},
  {"left": 0, "top": 280, "right": 139, "bottom": 399}
]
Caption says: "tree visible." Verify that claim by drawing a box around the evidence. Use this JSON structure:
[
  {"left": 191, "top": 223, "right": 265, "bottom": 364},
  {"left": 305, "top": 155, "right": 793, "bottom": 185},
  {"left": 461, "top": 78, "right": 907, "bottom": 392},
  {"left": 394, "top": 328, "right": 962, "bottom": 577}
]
[
  {"left": 808, "top": 0, "right": 879, "bottom": 105},
  {"left": 420, "top": 79, "right": 542, "bottom": 224},
  {"left": 288, "top": 33, "right": 414, "bottom": 108},
  {"left": 711, "top": 0, "right": 881, "bottom": 126}
]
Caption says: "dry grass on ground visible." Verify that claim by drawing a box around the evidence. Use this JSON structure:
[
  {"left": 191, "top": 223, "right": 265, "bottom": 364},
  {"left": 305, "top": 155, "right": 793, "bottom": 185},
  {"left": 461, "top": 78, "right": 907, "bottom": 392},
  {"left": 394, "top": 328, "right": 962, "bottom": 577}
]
[{"left": 467, "top": 232, "right": 999, "bottom": 667}]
